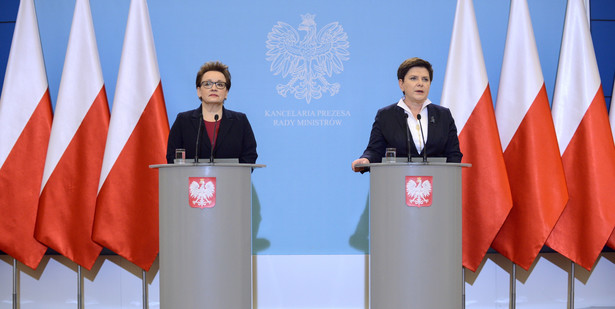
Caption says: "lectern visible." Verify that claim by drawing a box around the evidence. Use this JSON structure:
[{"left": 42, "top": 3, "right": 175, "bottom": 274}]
[
  {"left": 151, "top": 162, "right": 264, "bottom": 308},
  {"left": 359, "top": 161, "right": 468, "bottom": 309}
]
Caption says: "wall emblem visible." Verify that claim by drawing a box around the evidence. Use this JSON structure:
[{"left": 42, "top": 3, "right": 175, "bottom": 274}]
[
  {"left": 266, "top": 13, "right": 350, "bottom": 103},
  {"left": 405, "top": 176, "right": 433, "bottom": 207},
  {"left": 188, "top": 177, "right": 216, "bottom": 209}
]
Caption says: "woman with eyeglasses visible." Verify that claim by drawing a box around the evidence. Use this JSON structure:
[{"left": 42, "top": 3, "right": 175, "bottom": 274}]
[
  {"left": 351, "top": 57, "right": 462, "bottom": 172},
  {"left": 166, "top": 61, "right": 258, "bottom": 164}
]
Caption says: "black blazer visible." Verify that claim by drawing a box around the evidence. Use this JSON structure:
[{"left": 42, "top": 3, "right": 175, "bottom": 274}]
[
  {"left": 166, "top": 106, "right": 258, "bottom": 163},
  {"left": 360, "top": 103, "right": 462, "bottom": 163}
]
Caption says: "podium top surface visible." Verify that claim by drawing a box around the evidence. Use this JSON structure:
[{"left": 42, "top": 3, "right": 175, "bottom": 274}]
[
  {"left": 356, "top": 162, "right": 470, "bottom": 168},
  {"left": 150, "top": 163, "right": 266, "bottom": 169}
]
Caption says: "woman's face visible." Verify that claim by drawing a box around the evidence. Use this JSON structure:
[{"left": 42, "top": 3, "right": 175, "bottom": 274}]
[
  {"left": 197, "top": 70, "right": 228, "bottom": 105},
  {"left": 398, "top": 66, "right": 431, "bottom": 105}
]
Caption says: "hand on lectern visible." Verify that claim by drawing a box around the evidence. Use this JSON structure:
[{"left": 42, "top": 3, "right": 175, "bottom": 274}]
[{"left": 352, "top": 158, "right": 370, "bottom": 172}]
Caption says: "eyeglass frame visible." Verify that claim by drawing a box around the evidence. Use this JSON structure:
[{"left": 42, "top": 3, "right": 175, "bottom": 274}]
[{"left": 200, "top": 80, "right": 227, "bottom": 89}]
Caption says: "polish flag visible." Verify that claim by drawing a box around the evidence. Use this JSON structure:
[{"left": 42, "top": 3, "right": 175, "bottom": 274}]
[
  {"left": 545, "top": 0, "right": 615, "bottom": 270},
  {"left": 34, "top": 0, "right": 109, "bottom": 270},
  {"left": 92, "top": 0, "right": 169, "bottom": 271},
  {"left": 0, "top": 0, "right": 51, "bottom": 270},
  {"left": 441, "top": 0, "right": 513, "bottom": 272},
  {"left": 491, "top": 0, "right": 568, "bottom": 270}
]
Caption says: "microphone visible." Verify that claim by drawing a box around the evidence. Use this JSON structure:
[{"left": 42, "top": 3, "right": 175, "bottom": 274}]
[
  {"left": 195, "top": 110, "right": 203, "bottom": 163},
  {"left": 417, "top": 114, "right": 427, "bottom": 162},
  {"left": 404, "top": 112, "right": 411, "bottom": 163},
  {"left": 209, "top": 114, "right": 219, "bottom": 163}
]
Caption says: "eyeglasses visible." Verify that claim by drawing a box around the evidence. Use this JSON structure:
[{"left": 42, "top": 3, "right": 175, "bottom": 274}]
[{"left": 200, "top": 81, "right": 227, "bottom": 89}]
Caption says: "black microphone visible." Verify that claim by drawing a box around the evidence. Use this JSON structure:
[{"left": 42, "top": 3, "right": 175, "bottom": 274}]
[
  {"left": 195, "top": 110, "right": 203, "bottom": 163},
  {"left": 209, "top": 114, "right": 219, "bottom": 163},
  {"left": 404, "top": 112, "right": 411, "bottom": 163},
  {"left": 417, "top": 114, "right": 427, "bottom": 162}
]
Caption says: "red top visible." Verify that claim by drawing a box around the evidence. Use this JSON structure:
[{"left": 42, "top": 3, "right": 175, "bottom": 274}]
[{"left": 204, "top": 119, "right": 221, "bottom": 147}]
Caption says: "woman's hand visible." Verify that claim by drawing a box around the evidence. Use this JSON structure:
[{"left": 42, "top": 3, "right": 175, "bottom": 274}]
[{"left": 351, "top": 158, "right": 370, "bottom": 172}]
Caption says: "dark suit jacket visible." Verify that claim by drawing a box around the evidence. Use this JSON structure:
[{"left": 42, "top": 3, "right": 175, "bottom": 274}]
[
  {"left": 166, "top": 106, "right": 258, "bottom": 163},
  {"left": 360, "top": 103, "right": 462, "bottom": 163}
]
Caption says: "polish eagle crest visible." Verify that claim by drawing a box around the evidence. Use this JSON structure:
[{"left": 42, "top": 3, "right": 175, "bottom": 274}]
[
  {"left": 405, "top": 176, "right": 433, "bottom": 207},
  {"left": 266, "top": 13, "right": 350, "bottom": 103},
  {"left": 189, "top": 178, "right": 216, "bottom": 208}
]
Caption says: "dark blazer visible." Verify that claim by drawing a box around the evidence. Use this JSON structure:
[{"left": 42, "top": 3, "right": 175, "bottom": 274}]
[
  {"left": 360, "top": 103, "right": 462, "bottom": 163},
  {"left": 166, "top": 106, "right": 258, "bottom": 163}
]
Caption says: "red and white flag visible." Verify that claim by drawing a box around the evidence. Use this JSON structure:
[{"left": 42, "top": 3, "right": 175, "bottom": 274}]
[
  {"left": 545, "top": 0, "right": 615, "bottom": 270},
  {"left": 34, "top": 0, "right": 109, "bottom": 270},
  {"left": 0, "top": 0, "right": 51, "bottom": 270},
  {"left": 441, "top": 0, "right": 513, "bottom": 272},
  {"left": 491, "top": 0, "right": 568, "bottom": 270},
  {"left": 92, "top": 0, "right": 169, "bottom": 271}
]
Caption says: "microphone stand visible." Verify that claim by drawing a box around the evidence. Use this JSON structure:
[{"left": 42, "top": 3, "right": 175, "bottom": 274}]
[{"left": 209, "top": 114, "right": 219, "bottom": 163}]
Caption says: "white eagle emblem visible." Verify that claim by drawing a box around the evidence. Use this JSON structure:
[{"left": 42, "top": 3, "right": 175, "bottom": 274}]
[
  {"left": 405, "top": 176, "right": 433, "bottom": 207},
  {"left": 266, "top": 13, "right": 350, "bottom": 103},
  {"left": 189, "top": 177, "right": 216, "bottom": 209}
]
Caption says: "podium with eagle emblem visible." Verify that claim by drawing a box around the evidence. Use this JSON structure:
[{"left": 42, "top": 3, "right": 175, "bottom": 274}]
[
  {"left": 152, "top": 162, "right": 265, "bottom": 308},
  {"left": 358, "top": 161, "right": 469, "bottom": 308}
]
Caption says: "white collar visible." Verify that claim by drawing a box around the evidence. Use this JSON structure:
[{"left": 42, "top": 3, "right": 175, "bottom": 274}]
[{"left": 396, "top": 98, "right": 431, "bottom": 115}]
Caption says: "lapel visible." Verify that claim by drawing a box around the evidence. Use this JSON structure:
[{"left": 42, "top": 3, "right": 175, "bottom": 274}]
[
  {"left": 395, "top": 106, "right": 419, "bottom": 155},
  {"left": 394, "top": 106, "right": 407, "bottom": 135},
  {"left": 425, "top": 104, "right": 437, "bottom": 148},
  {"left": 214, "top": 107, "right": 233, "bottom": 153}
]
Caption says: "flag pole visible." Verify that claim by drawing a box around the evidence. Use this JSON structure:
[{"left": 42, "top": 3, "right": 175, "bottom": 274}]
[
  {"left": 142, "top": 269, "right": 149, "bottom": 309},
  {"left": 569, "top": 261, "right": 575, "bottom": 309},
  {"left": 78, "top": 265, "right": 83, "bottom": 309},
  {"left": 462, "top": 267, "right": 465, "bottom": 309},
  {"left": 12, "top": 258, "right": 17, "bottom": 309},
  {"left": 510, "top": 263, "right": 516, "bottom": 309}
]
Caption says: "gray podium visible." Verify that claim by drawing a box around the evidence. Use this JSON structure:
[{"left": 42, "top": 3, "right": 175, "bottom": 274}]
[
  {"left": 151, "top": 162, "right": 264, "bottom": 308},
  {"left": 360, "top": 161, "right": 468, "bottom": 309}
]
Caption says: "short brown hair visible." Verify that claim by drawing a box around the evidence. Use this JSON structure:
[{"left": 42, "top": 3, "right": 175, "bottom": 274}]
[
  {"left": 196, "top": 61, "right": 231, "bottom": 90},
  {"left": 397, "top": 57, "right": 433, "bottom": 82}
]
